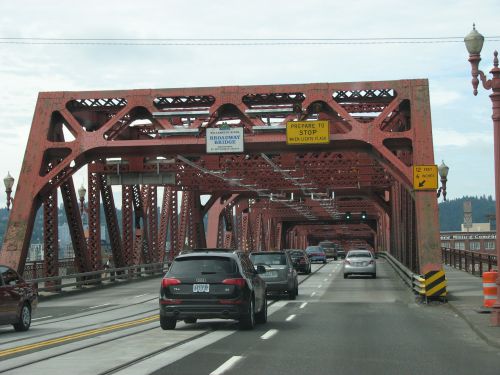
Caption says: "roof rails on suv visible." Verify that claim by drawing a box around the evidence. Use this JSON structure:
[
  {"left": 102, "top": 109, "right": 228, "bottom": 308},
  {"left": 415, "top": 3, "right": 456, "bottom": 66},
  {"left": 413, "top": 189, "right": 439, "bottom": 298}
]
[{"left": 191, "top": 248, "right": 235, "bottom": 252}]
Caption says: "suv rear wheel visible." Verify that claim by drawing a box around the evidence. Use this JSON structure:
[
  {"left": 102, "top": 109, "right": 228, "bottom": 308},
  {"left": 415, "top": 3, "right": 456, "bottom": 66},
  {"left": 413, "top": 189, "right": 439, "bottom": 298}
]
[
  {"left": 255, "top": 295, "right": 267, "bottom": 324},
  {"left": 240, "top": 298, "right": 255, "bottom": 330},
  {"left": 288, "top": 286, "right": 297, "bottom": 300},
  {"left": 160, "top": 316, "right": 177, "bottom": 330}
]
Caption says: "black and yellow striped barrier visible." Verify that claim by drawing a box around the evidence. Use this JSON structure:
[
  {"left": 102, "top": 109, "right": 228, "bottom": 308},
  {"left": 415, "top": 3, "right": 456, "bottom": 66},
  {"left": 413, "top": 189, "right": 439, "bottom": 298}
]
[{"left": 412, "top": 269, "right": 447, "bottom": 302}]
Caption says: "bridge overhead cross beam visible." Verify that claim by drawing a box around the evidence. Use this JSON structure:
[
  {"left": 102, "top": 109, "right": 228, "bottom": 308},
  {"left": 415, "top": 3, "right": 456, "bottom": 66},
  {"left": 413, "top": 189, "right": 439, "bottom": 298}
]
[{"left": 0, "top": 80, "right": 440, "bottom": 277}]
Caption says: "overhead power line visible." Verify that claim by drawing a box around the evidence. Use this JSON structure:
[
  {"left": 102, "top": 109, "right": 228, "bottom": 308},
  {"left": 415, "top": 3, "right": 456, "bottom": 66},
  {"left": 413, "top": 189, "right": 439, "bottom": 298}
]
[{"left": 0, "top": 36, "right": 499, "bottom": 46}]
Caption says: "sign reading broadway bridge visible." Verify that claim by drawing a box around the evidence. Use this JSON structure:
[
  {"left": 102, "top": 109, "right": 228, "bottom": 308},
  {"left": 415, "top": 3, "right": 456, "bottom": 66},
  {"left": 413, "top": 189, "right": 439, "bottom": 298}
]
[
  {"left": 206, "top": 127, "right": 244, "bottom": 153},
  {"left": 286, "top": 120, "right": 330, "bottom": 145}
]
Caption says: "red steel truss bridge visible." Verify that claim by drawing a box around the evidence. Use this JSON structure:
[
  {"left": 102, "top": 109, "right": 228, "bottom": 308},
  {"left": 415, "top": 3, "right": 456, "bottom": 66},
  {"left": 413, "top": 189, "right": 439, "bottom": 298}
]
[{"left": 0, "top": 80, "right": 442, "bottom": 279}]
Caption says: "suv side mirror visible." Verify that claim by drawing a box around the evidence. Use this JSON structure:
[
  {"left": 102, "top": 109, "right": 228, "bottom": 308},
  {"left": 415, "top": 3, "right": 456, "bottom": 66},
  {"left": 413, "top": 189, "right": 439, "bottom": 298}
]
[{"left": 256, "top": 265, "right": 267, "bottom": 274}]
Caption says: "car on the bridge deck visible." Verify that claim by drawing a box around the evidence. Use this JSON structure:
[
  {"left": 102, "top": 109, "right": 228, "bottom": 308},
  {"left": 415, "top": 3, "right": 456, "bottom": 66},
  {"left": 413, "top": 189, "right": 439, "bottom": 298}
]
[
  {"left": 318, "top": 241, "right": 338, "bottom": 260},
  {"left": 305, "top": 246, "right": 327, "bottom": 264},
  {"left": 159, "top": 249, "right": 268, "bottom": 330},
  {"left": 343, "top": 250, "right": 377, "bottom": 279},
  {"left": 286, "top": 249, "right": 311, "bottom": 274},
  {"left": 0, "top": 264, "right": 38, "bottom": 331},
  {"left": 249, "top": 251, "right": 299, "bottom": 300}
]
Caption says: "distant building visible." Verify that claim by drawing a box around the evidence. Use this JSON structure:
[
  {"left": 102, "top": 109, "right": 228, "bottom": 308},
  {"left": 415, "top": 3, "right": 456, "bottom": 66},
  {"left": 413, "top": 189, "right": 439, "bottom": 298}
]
[
  {"left": 460, "top": 222, "right": 491, "bottom": 232},
  {"left": 441, "top": 230, "right": 496, "bottom": 252},
  {"left": 442, "top": 200, "right": 496, "bottom": 252}
]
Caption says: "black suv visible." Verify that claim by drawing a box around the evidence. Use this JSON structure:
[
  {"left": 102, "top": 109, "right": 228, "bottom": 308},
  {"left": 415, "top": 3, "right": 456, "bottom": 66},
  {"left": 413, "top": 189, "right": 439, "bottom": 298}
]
[{"left": 159, "top": 249, "right": 267, "bottom": 330}]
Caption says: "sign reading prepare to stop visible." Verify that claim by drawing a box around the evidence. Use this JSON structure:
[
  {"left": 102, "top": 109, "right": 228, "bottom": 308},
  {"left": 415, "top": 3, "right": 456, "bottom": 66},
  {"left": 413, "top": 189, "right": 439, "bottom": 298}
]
[
  {"left": 413, "top": 165, "right": 438, "bottom": 190},
  {"left": 286, "top": 120, "right": 330, "bottom": 145}
]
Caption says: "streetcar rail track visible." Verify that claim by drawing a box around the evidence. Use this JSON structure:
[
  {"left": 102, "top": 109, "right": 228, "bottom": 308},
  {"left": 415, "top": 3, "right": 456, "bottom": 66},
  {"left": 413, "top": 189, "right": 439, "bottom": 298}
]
[{"left": 0, "top": 263, "right": 329, "bottom": 374}]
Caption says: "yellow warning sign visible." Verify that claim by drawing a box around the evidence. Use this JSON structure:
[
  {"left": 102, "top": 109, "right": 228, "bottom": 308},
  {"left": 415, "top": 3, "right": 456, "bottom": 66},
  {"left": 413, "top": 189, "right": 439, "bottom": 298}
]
[
  {"left": 413, "top": 165, "right": 438, "bottom": 190},
  {"left": 286, "top": 120, "right": 330, "bottom": 145}
]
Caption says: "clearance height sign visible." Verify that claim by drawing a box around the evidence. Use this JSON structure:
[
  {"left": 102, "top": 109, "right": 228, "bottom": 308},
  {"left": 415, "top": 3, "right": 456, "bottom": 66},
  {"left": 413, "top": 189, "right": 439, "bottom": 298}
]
[{"left": 286, "top": 120, "right": 330, "bottom": 145}]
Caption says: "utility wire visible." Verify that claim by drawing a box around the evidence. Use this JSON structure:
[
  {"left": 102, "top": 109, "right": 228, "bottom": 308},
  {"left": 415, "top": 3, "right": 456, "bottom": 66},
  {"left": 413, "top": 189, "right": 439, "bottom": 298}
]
[{"left": 0, "top": 36, "right": 499, "bottom": 46}]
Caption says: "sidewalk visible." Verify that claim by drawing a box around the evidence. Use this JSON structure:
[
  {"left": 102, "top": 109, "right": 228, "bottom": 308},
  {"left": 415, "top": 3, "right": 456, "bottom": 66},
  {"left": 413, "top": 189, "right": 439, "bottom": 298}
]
[{"left": 444, "top": 265, "right": 500, "bottom": 348}]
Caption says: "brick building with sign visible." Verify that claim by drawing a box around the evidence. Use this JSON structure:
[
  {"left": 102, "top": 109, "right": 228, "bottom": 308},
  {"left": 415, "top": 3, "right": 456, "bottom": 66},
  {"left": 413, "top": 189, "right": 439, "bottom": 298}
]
[{"left": 440, "top": 222, "right": 496, "bottom": 253}]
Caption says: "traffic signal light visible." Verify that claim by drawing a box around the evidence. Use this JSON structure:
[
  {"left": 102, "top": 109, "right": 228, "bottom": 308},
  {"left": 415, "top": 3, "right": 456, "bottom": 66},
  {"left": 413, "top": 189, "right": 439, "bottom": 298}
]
[
  {"left": 361, "top": 211, "right": 367, "bottom": 220},
  {"left": 345, "top": 212, "right": 351, "bottom": 220}
]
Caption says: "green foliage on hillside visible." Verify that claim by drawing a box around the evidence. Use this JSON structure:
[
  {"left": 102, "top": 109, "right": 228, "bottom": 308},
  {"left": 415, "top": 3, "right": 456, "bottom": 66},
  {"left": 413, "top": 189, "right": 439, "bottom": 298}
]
[{"left": 438, "top": 195, "right": 495, "bottom": 231}]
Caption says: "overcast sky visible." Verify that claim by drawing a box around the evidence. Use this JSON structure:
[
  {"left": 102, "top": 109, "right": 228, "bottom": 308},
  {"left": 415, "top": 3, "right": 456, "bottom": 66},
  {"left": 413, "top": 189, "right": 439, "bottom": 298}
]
[{"left": 0, "top": 0, "right": 499, "bottom": 207}]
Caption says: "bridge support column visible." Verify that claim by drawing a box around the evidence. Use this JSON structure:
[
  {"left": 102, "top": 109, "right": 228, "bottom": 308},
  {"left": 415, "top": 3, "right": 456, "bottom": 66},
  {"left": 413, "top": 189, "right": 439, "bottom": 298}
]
[
  {"left": 122, "top": 185, "right": 134, "bottom": 265},
  {"left": 98, "top": 174, "right": 125, "bottom": 268},
  {"left": 43, "top": 190, "right": 60, "bottom": 289},
  {"left": 87, "top": 171, "right": 102, "bottom": 271}
]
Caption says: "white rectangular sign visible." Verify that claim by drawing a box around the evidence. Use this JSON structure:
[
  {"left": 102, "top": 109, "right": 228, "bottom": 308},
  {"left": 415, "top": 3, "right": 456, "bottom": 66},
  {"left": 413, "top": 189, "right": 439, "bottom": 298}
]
[{"left": 206, "top": 128, "right": 244, "bottom": 153}]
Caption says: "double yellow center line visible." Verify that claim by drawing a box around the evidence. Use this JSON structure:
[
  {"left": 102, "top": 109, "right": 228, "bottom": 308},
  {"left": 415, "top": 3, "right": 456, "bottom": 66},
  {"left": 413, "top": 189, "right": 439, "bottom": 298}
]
[{"left": 0, "top": 315, "right": 159, "bottom": 357}]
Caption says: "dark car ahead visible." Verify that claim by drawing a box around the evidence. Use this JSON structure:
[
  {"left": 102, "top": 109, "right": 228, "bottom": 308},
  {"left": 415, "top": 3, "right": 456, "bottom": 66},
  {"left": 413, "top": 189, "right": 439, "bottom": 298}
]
[
  {"left": 159, "top": 249, "right": 267, "bottom": 330},
  {"left": 305, "top": 246, "right": 327, "bottom": 264},
  {"left": 319, "top": 241, "right": 340, "bottom": 260},
  {"left": 286, "top": 249, "right": 311, "bottom": 274},
  {"left": 0, "top": 265, "right": 38, "bottom": 331},
  {"left": 337, "top": 246, "right": 346, "bottom": 259},
  {"left": 249, "top": 251, "right": 299, "bottom": 300}
]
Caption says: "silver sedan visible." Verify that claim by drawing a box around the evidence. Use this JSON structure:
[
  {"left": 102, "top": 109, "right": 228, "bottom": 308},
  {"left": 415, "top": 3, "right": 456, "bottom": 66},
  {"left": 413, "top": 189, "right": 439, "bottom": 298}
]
[{"left": 343, "top": 250, "right": 376, "bottom": 279}]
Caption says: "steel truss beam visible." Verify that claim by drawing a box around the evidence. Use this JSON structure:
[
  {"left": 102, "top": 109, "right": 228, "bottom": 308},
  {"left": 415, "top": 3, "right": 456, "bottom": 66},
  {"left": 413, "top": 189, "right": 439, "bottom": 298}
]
[{"left": 1, "top": 80, "right": 440, "bottom": 276}]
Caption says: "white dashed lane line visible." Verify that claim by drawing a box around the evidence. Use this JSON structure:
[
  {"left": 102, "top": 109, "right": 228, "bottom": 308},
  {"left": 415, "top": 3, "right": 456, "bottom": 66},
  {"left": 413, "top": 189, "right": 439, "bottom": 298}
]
[
  {"left": 311, "top": 292, "right": 316, "bottom": 297},
  {"left": 261, "top": 329, "right": 279, "bottom": 340},
  {"left": 286, "top": 314, "right": 296, "bottom": 321},
  {"left": 88, "top": 303, "right": 110, "bottom": 309},
  {"left": 32, "top": 316, "right": 52, "bottom": 321},
  {"left": 134, "top": 293, "right": 149, "bottom": 298},
  {"left": 300, "top": 302, "right": 307, "bottom": 309},
  {"left": 210, "top": 356, "right": 244, "bottom": 375}
]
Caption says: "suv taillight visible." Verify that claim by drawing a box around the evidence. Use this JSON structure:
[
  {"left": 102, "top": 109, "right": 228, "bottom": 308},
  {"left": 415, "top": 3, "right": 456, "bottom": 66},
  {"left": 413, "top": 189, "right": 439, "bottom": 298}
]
[
  {"left": 222, "top": 278, "right": 246, "bottom": 288},
  {"left": 161, "top": 277, "right": 181, "bottom": 288}
]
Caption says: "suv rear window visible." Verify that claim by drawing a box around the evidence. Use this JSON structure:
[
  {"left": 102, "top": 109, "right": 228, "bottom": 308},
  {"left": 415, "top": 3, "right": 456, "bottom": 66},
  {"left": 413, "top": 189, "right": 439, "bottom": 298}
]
[
  {"left": 169, "top": 256, "right": 239, "bottom": 276},
  {"left": 250, "top": 253, "right": 286, "bottom": 265},
  {"left": 306, "top": 246, "right": 321, "bottom": 252},
  {"left": 347, "top": 252, "right": 372, "bottom": 258}
]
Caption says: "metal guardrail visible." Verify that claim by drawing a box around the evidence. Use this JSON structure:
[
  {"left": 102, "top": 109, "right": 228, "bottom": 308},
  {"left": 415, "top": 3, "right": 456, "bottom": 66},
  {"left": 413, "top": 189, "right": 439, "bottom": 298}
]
[
  {"left": 24, "top": 259, "right": 77, "bottom": 280},
  {"left": 378, "top": 251, "right": 414, "bottom": 287},
  {"left": 27, "top": 262, "right": 168, "bottom": 293},
  {"left": 441, "top": 247, "right": 497, "bottom": 276},
  {"left": 379, "top": 251, "right": 447, "bottom": 301}
]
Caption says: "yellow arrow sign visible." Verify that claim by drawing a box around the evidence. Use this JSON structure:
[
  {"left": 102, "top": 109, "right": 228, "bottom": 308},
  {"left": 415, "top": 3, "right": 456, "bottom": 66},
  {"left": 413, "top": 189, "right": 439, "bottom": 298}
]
[{"left": 413, "top": 165, "right": 438, "bottom": 190}]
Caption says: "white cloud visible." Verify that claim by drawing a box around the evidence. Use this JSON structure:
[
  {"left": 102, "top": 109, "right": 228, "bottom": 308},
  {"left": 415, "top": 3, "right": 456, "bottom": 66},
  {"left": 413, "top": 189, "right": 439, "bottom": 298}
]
[
  {"left": 0, "top": 0, "right": 499, "bottom": 206},
  {"left": 430, "top": 89, "right": 462, "bottom": 107},
  {"left": 433, "top": 129, "right": 493, "bottom": 147}
]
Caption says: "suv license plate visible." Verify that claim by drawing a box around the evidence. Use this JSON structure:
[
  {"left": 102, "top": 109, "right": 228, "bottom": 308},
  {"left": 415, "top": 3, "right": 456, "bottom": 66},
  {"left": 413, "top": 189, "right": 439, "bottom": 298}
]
[
  {"left": 193, "top": 284, "right": 210, "bottom": 293},
  {"left": 261, "top": 271, "right": 278, "bottom": 278}
]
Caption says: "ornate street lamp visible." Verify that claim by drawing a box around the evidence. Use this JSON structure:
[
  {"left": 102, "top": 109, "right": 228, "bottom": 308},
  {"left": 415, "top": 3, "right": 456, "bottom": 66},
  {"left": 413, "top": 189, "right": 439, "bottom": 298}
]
[
  {"left": 465, "top": 24, "right": 500, "bottom": 326},
  {"left": 78, "top": 184, "right": 86, "bottom": 215},
  {"left": 436, "top": 161, "right": 449, "bottom": 201},
  {"left": 3, "top": 172, "right": 15, "bottom": 210}
]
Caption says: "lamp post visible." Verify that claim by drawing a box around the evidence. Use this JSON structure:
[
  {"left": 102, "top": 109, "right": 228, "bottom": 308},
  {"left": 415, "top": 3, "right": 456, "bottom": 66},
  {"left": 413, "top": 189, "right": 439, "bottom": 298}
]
[
  {"left": 465, "top": 24, "right": 500, "bottom": 326},
  {"left": 436, "top": 161, "right": 449, "bottom": 201},
  {"left": 3, "top": 172, "right": 14, "bottom": 210},
  {"left": 78, "top": 184, "right": 86, "bottom": 216}
]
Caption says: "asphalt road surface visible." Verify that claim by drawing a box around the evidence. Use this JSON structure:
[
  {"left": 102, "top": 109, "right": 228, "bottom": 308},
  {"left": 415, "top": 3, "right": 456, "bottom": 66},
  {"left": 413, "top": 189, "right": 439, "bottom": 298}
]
[{"left": 1, "top": 259, "right": 499, "bottom": 375}]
